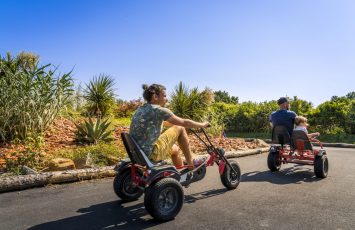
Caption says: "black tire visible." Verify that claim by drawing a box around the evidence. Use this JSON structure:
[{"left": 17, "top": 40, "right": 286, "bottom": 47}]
[
  {"left": 220, "top": 160, "right": 241, "bottom": 190},
  {"left": 314, "top": 155, "right": 328, "bottom": 178},
  {"left": 267, "top": 150, "right": 281, "bottom": 172},
  {"left": 144, "top": 178, "right": 184, "bottom": 221},
  {"left": 113, "top": 169, "right": 144, "bottom": 201}
]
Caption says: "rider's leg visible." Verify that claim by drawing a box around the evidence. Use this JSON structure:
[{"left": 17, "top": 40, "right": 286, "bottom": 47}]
[
  {"left": 170, "top": 144, "right": 183, "bottom": 167},
  {"left": 150, "top": 126, "right": 194, "bottom": 167},
  {"left": 174, "top": 126, "right": 194, "bottom": 166}
]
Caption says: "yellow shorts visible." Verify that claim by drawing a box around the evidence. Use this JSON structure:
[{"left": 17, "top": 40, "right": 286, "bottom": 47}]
[{"left": 150, "top": 126, "right": 180, "bottom": 162}]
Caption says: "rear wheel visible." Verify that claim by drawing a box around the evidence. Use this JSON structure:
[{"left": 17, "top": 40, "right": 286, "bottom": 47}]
[
  {"left": 267, "top": 150, "right": 281, "bottom": 172},
  {"left": 113, "top": 169, "right": 144, "bottom": 201},
  {"left": 144, "top": 178, "right": 184, "bottom": 221},
  {"left": 314, "top": 155, "right": 328, "bottom": 178},
  {"left": 220, "top": 160, "right": 241, "bottom": 190}
]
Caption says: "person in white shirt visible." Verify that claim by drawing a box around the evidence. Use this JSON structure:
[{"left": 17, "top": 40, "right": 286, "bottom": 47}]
[{"left": 294, "top": 116, "right": 320, "bottom": 138}]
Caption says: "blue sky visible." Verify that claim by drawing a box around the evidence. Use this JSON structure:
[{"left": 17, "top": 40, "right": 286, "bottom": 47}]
[{"left": 1, "top": 0, "right": 354, "bottom": 106}]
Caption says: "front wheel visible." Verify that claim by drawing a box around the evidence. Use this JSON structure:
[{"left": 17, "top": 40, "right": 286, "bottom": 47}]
[
  {"left": 267, "top": 150, "right": 281, "bottom": 172},
  {"left": 144, "top": 178, "right": 184, "bottom": 221},
  {"left": 220, "top": 160, "right": 241, "bottom": 190},
  {"left": 113, "top": 169, "right": 144, "bottom": 201},
  {"left": 314, "top": 155, "right": 328, "bottom": 178}
]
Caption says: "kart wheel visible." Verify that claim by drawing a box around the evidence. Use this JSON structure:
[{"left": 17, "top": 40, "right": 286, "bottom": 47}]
[
  {"left": 144, "top": 178, "right": 184, "bottom": 221},
  {"left": 267, "top": 150, "right": 281, "bottom": 172},
  {"left": 220, "top": 160, "right": 241, "bottom": 190},
  {"left": 113, "top": 169, "right": 143, "bottom": 201},
  {"left": 193, "top": 164, "right": 207, "bottom": 182},
  {"left": 314, "top": 155, "right": 328, "bottom": 178}
]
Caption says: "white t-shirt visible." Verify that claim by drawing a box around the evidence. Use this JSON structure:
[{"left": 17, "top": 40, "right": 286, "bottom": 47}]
[{"left": 294, "top": 125, "right": 308, "bottom": 134}]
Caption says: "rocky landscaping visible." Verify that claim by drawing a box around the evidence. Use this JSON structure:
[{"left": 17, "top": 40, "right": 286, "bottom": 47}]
[{"left": 0, "top": 117, "right": 269, "bottom": 175}]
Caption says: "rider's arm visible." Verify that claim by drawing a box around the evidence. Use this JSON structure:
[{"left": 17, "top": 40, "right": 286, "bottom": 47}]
[
  {"left": 307, "top": 132, "right": 320, "bottom": 138},
  {"left": 167, "top": 114, "right": 209, "bottom": 129}
]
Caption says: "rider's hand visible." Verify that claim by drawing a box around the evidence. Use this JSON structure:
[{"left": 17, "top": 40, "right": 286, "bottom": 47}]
[
  {"left": 202, "top": 122, "right": 211, "bottom": 128},
  {"left": 313, "top": 132, "right": 320, "bottom": 137}
]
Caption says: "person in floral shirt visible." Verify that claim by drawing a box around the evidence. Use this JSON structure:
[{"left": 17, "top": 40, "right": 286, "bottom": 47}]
[{"left": 130, "top": 84, "right": 209, "bottom": 168}]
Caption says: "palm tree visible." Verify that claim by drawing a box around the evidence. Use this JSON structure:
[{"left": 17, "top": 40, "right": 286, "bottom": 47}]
[{"left": 84, "top": 74, "right": 116, "bottom": 117}]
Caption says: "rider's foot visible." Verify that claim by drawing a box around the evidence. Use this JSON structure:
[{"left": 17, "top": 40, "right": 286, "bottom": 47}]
[{"left": 193, "top": 156, "right": 208, "bottom": 167}]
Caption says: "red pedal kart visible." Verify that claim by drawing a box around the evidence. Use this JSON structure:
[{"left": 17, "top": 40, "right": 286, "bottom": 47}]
[
  {"left": 113, "top": 128, "right": 241, "bottom": 221},
  {"left": 267, "top": 126, "right": 329, "bottom": 178}
]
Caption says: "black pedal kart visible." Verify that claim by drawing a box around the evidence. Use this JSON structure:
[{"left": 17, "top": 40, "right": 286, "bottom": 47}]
[{"left": 113, "top": 128, "right": 241, "bottom": 221}]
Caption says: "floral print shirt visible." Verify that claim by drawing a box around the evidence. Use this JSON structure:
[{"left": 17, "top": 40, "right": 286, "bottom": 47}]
[{"left": 129, "top": 103, "right": 173, "bottom": 156}]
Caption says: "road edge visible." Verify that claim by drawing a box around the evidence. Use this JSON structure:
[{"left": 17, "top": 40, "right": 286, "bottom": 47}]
[{"left": 0, "top": 147, "right": 269, "bottom": 193}]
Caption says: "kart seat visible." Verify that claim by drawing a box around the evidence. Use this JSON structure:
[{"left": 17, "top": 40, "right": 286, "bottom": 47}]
[
  {"left": 272, "top": 125, "right": 291, "bottom": 148},
  {"left": 291, "top": 130, "right": 313, "bottom": 151},
  {"left": 121, "top": 132, "right": 164, "bottom": 169}
]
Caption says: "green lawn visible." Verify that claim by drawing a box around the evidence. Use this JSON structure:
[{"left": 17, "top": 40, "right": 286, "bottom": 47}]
[{"left": 226, "top": 132, "right": 355, "bottom": 144}]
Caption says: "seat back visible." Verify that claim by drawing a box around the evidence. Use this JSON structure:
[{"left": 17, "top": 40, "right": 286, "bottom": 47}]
[
  {"left": 121, "top": 132, "right": 155, "bottom": 168},
  {"left": 291, "top": 130, "right": 313, "bottom": 151},
  {"left": 272, "top": 125, "right": 291, "bottom": 146}
]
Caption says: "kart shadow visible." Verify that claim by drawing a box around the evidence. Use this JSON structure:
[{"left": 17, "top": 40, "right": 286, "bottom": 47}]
[
  {"left": 184, "top": 188, "right": 228, "bottom": 203},
  {"left": 242, "top": 165, "right": 322, "bottom": 185},
  {"left": 28, "top": 200, "right": 157, "bottom": 230},
  {"left": 28, "top": 188, "right": 227, "bottom": 230}
]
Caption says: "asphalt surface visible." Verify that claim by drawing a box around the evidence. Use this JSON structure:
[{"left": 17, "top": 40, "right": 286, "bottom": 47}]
[{"left": 1, "top": 147, "right": 354, "bottom": 230}]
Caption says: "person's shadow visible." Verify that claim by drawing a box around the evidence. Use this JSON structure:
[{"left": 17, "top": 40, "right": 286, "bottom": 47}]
[
  {"left": 28, "top": 188, "right": 228, "bottom": 230},
  {"left": 242, "top": 165, "right": 322, "bottom": 185}
]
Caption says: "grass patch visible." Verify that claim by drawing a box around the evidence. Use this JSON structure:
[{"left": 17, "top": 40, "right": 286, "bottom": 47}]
[
  {"left": 111, "top": 117, "right": 131, "bottom": 127},
  {"left": 54, "top": 142, "right": 127, "bottom": 167},
  {"left": 317, "top": 133, "right": 355, "bottom": 144}
]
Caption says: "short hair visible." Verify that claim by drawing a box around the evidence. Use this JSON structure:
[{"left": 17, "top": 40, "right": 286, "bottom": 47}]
[
  {"left": 142, "top": 84, "right": 166, "bottom": 102},
  {"left": 295, "top": 116, "right": 308, "bottom": 126},
  {"left": 277, "top": 97, "right": 289, "bottom": 105}
]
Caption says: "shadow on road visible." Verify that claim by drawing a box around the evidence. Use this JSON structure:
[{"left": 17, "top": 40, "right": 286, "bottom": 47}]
[
  {"left": 28, "top": 188, "right": 227, "bottom": 230},
  {"left": 28, "top": 200, "right": 157, "bottom": 230},
  {"left": 185, "top": 188, "right": 228, "bottom": 203},
  {"left": 242, "top": 165, "right": 321, "bottom": 184}
]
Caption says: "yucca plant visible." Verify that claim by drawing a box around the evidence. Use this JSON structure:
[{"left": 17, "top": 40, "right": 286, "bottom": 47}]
[
  {"left": 75, "top": 118, "right": 114, "bottom": 144},
  {"left": 84, "top": 74, "right": 116, "bottom": 117},
  {"left": 169, "top": 82, "right": 214, "bottom": 121}
]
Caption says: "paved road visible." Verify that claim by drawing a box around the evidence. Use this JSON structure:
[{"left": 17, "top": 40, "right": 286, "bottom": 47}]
[{"left": 1, "top": 147, "right": 354, "bottom": 230}]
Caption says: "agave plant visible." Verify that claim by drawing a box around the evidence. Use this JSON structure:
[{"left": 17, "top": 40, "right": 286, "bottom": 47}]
[
  {"left": 75, "top": 118, "right": 114, "bottom": 144},
  {"left": 84, "top": 74, "right": 116, "bottom": 117}
]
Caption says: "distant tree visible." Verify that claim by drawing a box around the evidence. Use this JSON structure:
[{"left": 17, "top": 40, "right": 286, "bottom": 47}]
[
  {"left": 214, "top": 90, "right": 238, "bottom": 104},
  {"left": 346, "top": 100, "right": 355, "bottom": 134},
  {"left": 346, "top": 92, "right": 355, "bottom": 100},
  {"left": 290, "top": 96, "right": 313, "bottom": 116},
  {"left": 330, "top": 95, "right": 339, "bottom": 101},
  {"left": 308, "top": 100, "right": 349, "bottom": 134}
]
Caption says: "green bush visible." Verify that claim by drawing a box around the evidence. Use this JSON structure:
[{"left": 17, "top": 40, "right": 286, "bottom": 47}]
[
  {"left": 308, "top": 100, "right": 349, "bottom": 134},
  {"left": 5, "top": 150, "right": 46, "bottom": 174},
  {"left": 207, "top": 102, "right": 238, "bottom": 136}
]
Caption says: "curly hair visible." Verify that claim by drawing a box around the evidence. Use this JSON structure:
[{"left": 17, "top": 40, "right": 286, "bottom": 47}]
[{"left": 142, "top": 84, "right": 166, "bottom": 102}]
